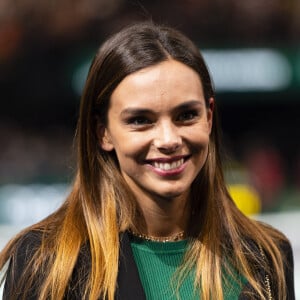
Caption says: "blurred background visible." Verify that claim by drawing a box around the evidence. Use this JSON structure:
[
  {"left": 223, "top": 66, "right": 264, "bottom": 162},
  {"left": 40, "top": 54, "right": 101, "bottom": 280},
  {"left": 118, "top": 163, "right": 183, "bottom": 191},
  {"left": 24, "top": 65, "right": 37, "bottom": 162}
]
[{"left": 0, "top": 0, "right": 299, "bottom": 297}]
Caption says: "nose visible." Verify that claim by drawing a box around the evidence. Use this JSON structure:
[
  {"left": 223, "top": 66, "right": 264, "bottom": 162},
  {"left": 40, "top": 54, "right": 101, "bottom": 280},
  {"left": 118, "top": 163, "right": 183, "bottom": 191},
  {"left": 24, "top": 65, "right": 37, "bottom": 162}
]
[{"left": 153, "top": 121, "right": 182, "bottom": 152}]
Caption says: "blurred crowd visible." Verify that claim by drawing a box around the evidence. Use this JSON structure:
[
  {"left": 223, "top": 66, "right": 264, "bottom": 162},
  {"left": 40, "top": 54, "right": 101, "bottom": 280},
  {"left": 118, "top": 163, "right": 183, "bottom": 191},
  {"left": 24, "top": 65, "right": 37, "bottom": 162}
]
[
  {"left": 1, "top": 0, "right": 299, "bottom": 63},
  {"left": 0, "top": 0, "right": 300, "bottom": 213}
]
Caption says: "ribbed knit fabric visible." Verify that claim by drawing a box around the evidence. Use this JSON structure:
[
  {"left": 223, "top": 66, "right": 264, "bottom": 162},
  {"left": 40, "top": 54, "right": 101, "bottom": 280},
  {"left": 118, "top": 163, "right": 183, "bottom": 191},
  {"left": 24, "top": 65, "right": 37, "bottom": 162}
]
[{"left": 130, "top": 235, "right": 246, "bottom": 300}]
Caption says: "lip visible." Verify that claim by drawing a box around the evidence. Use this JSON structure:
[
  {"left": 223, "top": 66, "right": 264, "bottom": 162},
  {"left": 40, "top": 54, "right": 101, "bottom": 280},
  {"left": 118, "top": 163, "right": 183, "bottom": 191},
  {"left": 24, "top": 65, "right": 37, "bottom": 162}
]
[{"left": 145, "top": 155, "right": 191, "bottom": 177}]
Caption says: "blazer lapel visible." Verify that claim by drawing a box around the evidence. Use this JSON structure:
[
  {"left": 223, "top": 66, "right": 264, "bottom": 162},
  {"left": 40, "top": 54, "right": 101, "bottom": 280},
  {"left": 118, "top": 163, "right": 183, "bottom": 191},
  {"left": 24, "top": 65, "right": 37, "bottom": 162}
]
[{"left": 115, "top": 232, "right": 146, "bottom": 300}]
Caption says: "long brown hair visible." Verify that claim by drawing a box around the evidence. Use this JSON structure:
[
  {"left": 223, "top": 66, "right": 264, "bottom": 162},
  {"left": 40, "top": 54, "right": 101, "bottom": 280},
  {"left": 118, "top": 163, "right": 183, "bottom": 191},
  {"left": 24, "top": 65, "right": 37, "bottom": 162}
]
[{"left": 0, "top": 22, "right": 289, "bottom": 299}]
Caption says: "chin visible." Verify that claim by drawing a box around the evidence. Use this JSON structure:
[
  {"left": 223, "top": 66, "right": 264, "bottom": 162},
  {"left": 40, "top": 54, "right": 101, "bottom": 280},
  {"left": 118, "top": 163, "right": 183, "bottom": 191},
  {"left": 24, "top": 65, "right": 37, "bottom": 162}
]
[{"left": 154, "top": 188, "right": 188, "bottom": 201}]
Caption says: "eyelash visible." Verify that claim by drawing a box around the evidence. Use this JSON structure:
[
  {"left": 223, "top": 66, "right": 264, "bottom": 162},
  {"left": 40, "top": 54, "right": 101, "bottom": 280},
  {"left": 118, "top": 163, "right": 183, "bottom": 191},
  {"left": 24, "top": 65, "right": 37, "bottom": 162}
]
[
  {"left": 126, "top": 109, "right": 200, "bottom": 127},
  {"left": 176, "top": 110, "right": 199, "bottom": 122},
  {"left": 127, "top": 116, "right": 152, "bottom": 126}
]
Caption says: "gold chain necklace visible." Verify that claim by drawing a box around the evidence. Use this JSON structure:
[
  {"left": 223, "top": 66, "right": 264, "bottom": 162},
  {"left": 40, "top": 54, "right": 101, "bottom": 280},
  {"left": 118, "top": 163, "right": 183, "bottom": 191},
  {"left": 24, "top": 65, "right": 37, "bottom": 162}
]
[{"left": 129, "top": 229, "right": 185, "bottom": 242}]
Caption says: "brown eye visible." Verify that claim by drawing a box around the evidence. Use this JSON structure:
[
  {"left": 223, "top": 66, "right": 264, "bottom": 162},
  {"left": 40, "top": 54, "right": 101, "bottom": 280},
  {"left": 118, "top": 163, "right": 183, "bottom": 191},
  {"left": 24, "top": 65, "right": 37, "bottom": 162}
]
[
  {"left": 128, "top": 116, "right": 152, "bottom": 126},
  {"left": 177, "top": 110, "right": 198, "bottom": 122}
]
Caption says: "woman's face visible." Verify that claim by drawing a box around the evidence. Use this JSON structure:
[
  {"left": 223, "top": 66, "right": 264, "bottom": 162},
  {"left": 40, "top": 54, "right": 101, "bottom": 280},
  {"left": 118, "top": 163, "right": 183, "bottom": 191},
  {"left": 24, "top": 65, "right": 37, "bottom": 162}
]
[{"left": 99, "top": 59, "right": 213, "bottom": 202}]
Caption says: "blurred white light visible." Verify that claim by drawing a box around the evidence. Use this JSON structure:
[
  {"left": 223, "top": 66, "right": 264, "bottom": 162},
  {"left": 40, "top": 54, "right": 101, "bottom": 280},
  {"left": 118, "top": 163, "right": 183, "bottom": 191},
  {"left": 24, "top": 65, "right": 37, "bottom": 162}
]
[
  {"left": 72, "top": 49, "right": 292, "bottom": 95},
  {"left": 0, "top": 184, "right": 68, "bottom": 226},
  {"left": 202, "top": 49, "right": 292, "bottom": 92}
]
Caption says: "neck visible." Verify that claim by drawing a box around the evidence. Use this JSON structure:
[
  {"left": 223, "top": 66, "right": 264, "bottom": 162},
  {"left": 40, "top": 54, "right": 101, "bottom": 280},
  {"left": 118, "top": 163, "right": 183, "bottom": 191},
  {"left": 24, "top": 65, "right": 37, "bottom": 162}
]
[{"left": 133, "top": 191, "right": 190, "bottom": 238}]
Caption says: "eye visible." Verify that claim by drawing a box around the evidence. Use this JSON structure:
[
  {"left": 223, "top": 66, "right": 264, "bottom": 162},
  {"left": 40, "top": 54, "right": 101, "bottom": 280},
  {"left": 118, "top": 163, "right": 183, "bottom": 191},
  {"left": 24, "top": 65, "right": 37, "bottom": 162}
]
[
  {"left": 127, "top": 116, "right": 152, "bottom": 126},
  {"left": 177, "top": 110, "right": 199, "bottom": 122}
]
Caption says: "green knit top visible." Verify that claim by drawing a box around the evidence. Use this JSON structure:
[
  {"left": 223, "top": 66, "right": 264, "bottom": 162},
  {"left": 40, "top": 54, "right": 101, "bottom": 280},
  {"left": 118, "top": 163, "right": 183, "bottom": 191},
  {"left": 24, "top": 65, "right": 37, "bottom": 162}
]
[{"left": 130, "top": 236, "right": 247, "bottom": 300}]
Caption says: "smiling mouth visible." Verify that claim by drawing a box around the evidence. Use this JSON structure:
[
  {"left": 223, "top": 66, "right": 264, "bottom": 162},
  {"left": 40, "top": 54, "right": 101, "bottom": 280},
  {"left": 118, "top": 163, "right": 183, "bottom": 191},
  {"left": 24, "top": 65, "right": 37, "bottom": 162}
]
[
  {"left": 146, "top": 155, "right": 190, "bottom": 171},
  {"left": 152, "top": 158, "right": 184, "bottom": 171}
]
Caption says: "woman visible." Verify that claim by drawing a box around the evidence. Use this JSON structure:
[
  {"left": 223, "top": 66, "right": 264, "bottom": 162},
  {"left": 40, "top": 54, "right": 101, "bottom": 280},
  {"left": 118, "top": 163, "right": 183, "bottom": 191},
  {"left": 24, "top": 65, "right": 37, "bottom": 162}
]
[{"left": 0, "top": 22, "right": 295, "bottom": 300}]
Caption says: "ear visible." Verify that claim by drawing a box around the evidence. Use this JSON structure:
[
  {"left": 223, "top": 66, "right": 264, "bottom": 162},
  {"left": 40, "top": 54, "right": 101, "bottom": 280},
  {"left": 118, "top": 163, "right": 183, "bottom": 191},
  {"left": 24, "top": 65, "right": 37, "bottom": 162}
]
[
  {"left": 207, "top": 97, "right": 214, "bottom": 134},
  {"left": 96, "top": 122, "right": 114, "bottom": 151}
]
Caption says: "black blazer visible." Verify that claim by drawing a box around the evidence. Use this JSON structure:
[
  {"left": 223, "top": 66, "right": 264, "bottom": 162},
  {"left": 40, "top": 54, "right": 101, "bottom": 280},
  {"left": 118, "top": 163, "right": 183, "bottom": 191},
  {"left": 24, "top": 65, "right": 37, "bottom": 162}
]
[{"left": 3, "top": 231, "right": 295, "bottom": 299}]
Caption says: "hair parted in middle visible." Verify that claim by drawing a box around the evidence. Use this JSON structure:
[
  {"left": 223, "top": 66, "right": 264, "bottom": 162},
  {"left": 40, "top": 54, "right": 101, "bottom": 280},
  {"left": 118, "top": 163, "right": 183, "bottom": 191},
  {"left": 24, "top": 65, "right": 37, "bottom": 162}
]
[{"left": 74, "top": 22, "right": 229, "bottom": 298}]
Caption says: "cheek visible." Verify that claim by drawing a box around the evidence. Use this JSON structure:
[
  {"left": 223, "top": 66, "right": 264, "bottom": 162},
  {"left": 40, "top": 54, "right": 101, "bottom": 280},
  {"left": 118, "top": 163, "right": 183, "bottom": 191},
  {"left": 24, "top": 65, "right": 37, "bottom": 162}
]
[
  {"left": 186, "top": 132, "right": 210, "bottom": 162},
  {"left": 111, "top": 134, "right": 150, "bottom": 161},
  {"left": 185, "top": 126, "right": 210, "bottom": 147}
]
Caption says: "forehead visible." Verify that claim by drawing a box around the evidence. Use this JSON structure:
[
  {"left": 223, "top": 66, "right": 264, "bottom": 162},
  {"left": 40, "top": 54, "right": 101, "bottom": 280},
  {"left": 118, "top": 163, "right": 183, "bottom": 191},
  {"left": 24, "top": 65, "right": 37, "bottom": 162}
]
[{"left": 110, "top": 59, "right": 205, "bottom": 110}]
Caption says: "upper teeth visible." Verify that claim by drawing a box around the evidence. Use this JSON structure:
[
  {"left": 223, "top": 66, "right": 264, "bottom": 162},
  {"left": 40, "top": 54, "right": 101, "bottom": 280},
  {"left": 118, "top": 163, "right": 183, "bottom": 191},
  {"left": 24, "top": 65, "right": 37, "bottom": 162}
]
[{"left": 153, "top": 159, "right": 184, "bottom": 171}]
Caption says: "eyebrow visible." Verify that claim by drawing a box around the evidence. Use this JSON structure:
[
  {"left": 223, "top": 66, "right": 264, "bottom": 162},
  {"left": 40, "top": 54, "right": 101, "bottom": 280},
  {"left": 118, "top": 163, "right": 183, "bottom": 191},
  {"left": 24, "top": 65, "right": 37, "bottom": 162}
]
[
  {"left": 120, "top": 100, "right": 204, "bottom": 117},
  {"left": 174, "top": 100, "right": 204, "bottom": 111}
]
